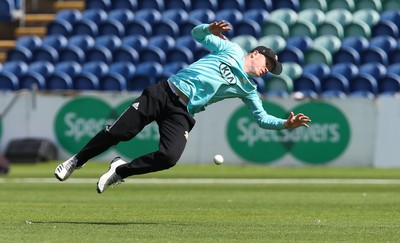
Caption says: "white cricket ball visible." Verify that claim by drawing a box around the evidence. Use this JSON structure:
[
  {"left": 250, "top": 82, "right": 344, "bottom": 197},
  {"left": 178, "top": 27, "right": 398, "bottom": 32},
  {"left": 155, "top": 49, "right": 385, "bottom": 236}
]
[{"left": 213, "top": 154, "right": 224, "bottom": 165}]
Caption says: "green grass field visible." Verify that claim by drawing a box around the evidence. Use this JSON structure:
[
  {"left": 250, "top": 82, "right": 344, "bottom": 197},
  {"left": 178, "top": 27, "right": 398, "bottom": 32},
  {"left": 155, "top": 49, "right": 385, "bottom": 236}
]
[{"left": 1, "top": 162, "right": 400, "bottom": 242}]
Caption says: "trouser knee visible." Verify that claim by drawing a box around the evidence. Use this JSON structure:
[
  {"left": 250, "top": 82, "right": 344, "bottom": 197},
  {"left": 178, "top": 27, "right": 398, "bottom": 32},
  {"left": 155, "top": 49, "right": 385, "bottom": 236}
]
[{"left": 157, "top": 151, "right": 179, "bottom": 169}]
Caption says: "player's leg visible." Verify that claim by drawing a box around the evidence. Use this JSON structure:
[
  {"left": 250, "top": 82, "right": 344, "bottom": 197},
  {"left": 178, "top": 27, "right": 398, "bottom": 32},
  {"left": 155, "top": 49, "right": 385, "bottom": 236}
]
[{"left": 55, "top": 84, "right": 164, "bottom": 181}]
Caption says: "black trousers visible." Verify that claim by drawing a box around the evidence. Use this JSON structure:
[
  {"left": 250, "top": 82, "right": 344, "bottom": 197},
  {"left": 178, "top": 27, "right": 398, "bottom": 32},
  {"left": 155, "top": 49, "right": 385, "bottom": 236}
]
[{"left": 75, "top": 80, "right": 196, "bottom": 178}]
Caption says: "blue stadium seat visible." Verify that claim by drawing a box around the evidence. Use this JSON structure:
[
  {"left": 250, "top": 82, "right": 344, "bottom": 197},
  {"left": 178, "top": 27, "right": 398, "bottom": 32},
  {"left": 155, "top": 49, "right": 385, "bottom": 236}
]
[
  {"left": 243, "top": 9, "right": 269, "bottom": 25},
  {"left": 218, "top": 0, "right": 245, "bottom": 11},
  {"left": 175, "top": 35, "right": 202, "bottom": 52},
  {"left": 192, "top": 0, "right": 218, "bottom": 11},
  {"left": 0, "top": 0, "right": 15, "bottom": 21},
  {"left": 322, "top": 73, "right": 350, "bottom": 94},
  {"left": 98, "top": 19, "right": 125, "bottom": 37},
  {"left": 112, "top": 45, "right": 140, "bottom": 63},
  {"left": 152, "top": 19, "right": 180, "bottom": 38},
  {"left": 47, "top": 19, "right": 73, "bottom": 37},
  {"left": 7, "top": 46, "right": 32, "bottom": 63},
  {"left": 0, "top": 71, "right": 19, "bottom": 91},
  {"left": 55, "top": 9, "right": 82, "bottom": 23},
  {"left": 350, "top": 73, "right": 378, "bottom": 95},
  {"left": 129, "top": 61, "right": 163, "bottom": 91},
  {"left": 86, "top": 46, "right": 113, "bottom": 64},
  {"left": 331, "top": 63, "right": 359, "bottom": 80},
  {"left": 387, "top": 63, "right": 400, "bottom": 76},
  {"left": 215, "top": 9, "right": 243, "bottom": 26},
  {"left": 15, "top": 35, "right": 42, "bottom": 50},
  {"left": 58, "top": 46, "right": 86, "bottom": 63},
  {"left": 245, "top": 0, "right": 272, "bottom": 11},
  {"left": 294, "top": 73, "right": 321, "bottom": 95},
  {"left": 252, "top": 77, "right": 266, "bottom": 94},
  {"left": 148, "top": 34, "right": 175, "bottom": 51},
  {"left": 273, "top": 0, "right": 300, "bottom": 11},
  {"left": 100, "top": 62, "right": 135, "bottom": 91},
  {"left": 68, "top": 34, "right": 95, "bottom": 51},
  {"left": 166, "top": 46, "right": 194, "bottom": 64},
  {"left": 81, "top": 9, "right": 108, "bottom": 23},
  {"left": 164, "top": 61, "right": 188, "bottom": 75},
  {"left": 111, "top": 0, "right": 138, "bottom": 10},
  {"left": 138, "top": 0, "right": 164, "bottom": 11},
  {"left": 359, "top": 62, "right": 387, "bottom": 81},
  {"left": 42, "top": 35, "right": 68, "bottom": 49},
  {"left": 85, "top": 0, "right": 112, "bottom": 11},
  {"left": 278, "top": 46, "right": 304, "bottom": 65},
  {"left": 121, "top": 34, "right": 148, "bottom": 50},
  {"left": 72, "top": 19, "right": 99, "bottom": 37},
  {"left": 94, "top": 35, "right": 122, "bottom": 51},
  {"left": 162, "top": 8, "right": 188, "bottom": 25},
  {"left": 125, "top": 19, "right": 152, "bottom": 38},
  {"left": 107, "top": 9, "right": 134, "bottom": 26},
  {"left": 47, "top": 61, "right": 81, "bottom": 89},
  {"left": 73, "top": 61, "right": 108, "bottom": 90},
  {"left": 389, "top": 49, "right": 400, "bottom": 65},
  {"left": 379, "top": 74, "right": 400, "bottom": 95},
  {"left": 2, "top": 61, "right": 28, "bottom": 77},
  {"left": 31, "top": 46, "right": 59, "bottom": 63},
  {"left": 361, "top": 47, "right": 389, "bottom": 66},
  {"left": 369, "top": 36, "right": 398, "bottom": 53},
  {"left": 234, "top": 19, "right": 261, "bottom": 39},
  {"left": 164, "top": 0, "right": 191, "bottom": 11},
  {"left": 179, "top": 19, "right": 202, "bottom": 37},
  {"left": 46, "top": 72, "right": 73, "bottom": 90},
  {"left": 380, "top": 10, "right": 400, "bottom": 27},
  {"left": 302, "top": 63, "right": 330, "bottom": 80},
  {"left": 134, "top": 9, "right": 161, "bottom": 25},
  {"left": 371, "top": 20, "right": 399, "bottom": 38},
  {"left": 333, "top": 47, "right": 361, "bottom": 66},
  {"left": 341, "top": 36, "right": 369, "bottom": 52},
  {"left": 20, "top": 61, "right": 54, "bottom": 90},
  {"left": 188, "top": 9, "right": 216, "bottom": 23},
  {"left": 139, "top": 46, "right": 166, "bottom": 64},
  {"left": 286, "top": 36, "right": 313, "bottom": 52}
]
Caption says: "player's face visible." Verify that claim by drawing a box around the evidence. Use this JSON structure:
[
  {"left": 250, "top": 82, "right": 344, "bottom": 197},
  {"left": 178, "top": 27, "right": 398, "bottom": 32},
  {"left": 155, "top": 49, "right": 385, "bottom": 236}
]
[{"left": 248, "top": 51, "right": 275, "bottom": 77}]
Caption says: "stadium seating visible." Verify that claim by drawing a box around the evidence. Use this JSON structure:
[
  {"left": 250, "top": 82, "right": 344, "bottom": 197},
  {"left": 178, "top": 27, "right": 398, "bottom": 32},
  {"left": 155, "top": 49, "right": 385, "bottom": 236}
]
[{"left": 0, "top": 0, "right": 397, "bottom": 97}]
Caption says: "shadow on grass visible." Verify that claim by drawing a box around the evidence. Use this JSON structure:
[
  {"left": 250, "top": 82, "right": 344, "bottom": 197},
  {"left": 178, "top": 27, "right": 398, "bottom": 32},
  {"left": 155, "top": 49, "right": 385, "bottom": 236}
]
[
  {"left": 32, "top": 221, "right": 164, "bottom": 225},
  {"left": 31, "top": 221, "right": 188, "bottom": 226}
]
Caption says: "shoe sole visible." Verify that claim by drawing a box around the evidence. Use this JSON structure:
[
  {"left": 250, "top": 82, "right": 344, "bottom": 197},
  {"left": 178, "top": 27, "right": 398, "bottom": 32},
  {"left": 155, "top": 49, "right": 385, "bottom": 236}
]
[{"left": 97, "top": 159, "right": 126, "bottom": 194}]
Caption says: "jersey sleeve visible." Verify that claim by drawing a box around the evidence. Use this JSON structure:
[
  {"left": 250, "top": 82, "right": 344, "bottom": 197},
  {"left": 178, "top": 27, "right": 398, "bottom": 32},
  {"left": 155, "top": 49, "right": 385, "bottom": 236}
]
[
  {"left": 242, "top": 92, "right": 287, "bottom": 130},
  {"left": 191, "top": 24, "right": 230, "bottom": 53}
]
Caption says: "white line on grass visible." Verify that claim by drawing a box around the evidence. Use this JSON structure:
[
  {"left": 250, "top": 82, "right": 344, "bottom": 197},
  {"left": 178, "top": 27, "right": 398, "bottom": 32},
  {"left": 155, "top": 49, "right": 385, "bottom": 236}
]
[{"left": 1, "top": 178, "right": 400, "bottom": 184}]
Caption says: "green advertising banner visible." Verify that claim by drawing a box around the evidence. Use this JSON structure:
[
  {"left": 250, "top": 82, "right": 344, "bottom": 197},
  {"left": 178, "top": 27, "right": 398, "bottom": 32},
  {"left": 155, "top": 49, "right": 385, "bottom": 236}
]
[
  {"left": 227, "top": 101, "right": 350, "bottom": 165},
  {"left": 54, "top": 96, "right": 159, "bottom": 158}
]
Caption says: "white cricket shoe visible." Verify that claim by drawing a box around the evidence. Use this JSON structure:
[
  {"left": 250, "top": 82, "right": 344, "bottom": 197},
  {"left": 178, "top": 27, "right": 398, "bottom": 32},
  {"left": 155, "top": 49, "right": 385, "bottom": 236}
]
[
  {"left": 97, "top": 157, "right": 127, "bottom": 193},
  {"left": 54, "top": 155, "right": 82, "bottom": 181}
]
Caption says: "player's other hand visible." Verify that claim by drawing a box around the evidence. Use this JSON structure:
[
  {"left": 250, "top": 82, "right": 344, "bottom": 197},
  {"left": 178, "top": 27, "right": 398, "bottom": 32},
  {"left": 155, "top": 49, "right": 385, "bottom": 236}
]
[
  {"left": 284, "top": 112, "right": 311, "bottom": 129},
  {"left": 208, "top": 20, "right": 232, "bottom": 40}
]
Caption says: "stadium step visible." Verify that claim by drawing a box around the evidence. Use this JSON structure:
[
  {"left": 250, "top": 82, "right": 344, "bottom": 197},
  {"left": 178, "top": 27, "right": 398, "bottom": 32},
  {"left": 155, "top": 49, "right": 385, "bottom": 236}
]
[
  {"left": 54, "top": 1, "right": 85, "bottom": 11},
  {"left": 15, "top": 26, "right": 47, "bottom": 38},
  {"left": 24, "top": 14, "right": 55, "bottom": 27}
]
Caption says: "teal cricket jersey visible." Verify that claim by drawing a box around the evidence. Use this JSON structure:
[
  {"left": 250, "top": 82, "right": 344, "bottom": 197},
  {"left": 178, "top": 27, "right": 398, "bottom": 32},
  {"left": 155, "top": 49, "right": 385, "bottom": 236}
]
[{"left": 168, "top": 24, "right": 286, "bottom": 130}]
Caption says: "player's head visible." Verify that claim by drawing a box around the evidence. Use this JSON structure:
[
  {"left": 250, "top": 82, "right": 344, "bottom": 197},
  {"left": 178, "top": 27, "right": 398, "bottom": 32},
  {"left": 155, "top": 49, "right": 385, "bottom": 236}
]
[
  {"left": 246, "top": 46, "right": 282, "bottom": 77},
  {"left": 251, "top": 46, "right": 282, "bottom": 75}
]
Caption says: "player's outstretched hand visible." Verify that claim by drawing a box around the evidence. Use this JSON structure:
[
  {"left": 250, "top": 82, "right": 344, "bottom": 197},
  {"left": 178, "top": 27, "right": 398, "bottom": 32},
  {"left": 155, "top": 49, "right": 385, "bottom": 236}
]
[
  {"left": 208, "top": 20, "right": 232, "bottom": 40},
  {"left": 284, "top": 112, "right": 311, "bottom": 129}
]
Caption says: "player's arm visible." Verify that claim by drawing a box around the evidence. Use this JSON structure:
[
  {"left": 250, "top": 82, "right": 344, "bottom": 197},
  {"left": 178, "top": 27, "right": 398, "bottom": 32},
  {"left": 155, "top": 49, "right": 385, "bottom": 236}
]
[
  {"left": 191, "top": 21, "right": 232, "bottom": 52},
  {"left": 242, "top": 93, "right": 311, "bottom": 130}
]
